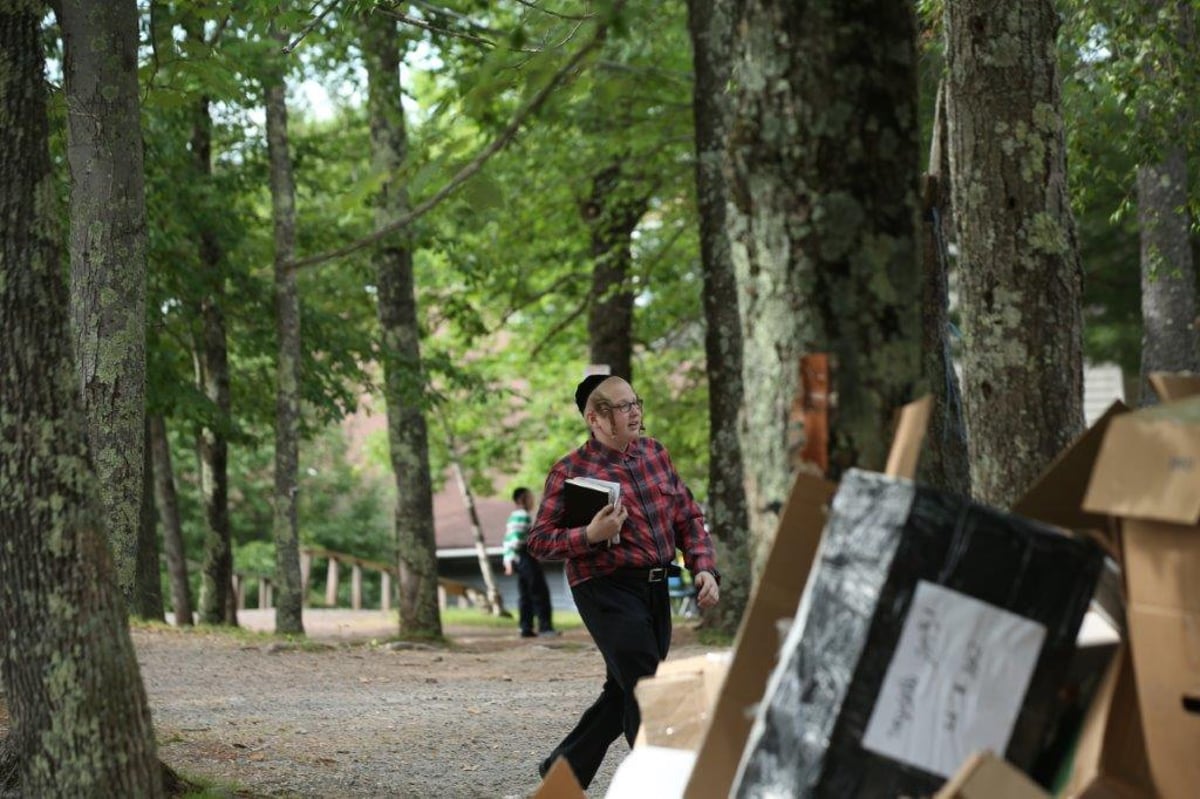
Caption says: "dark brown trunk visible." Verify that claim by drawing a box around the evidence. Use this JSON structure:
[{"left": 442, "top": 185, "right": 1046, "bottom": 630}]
[
  {"left": 584, "top": 163, "right": 645, "bottom": 381},
  {"left": 687, "top": 0, "right": 751, "bottom": 635},
  {"left": 150, "top": 414, "right": 194, "bottom": 626}
]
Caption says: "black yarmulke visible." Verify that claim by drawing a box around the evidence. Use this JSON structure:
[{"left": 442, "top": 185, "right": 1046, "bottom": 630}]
[{"left": 574, "top": 374, "right": 609, "bottom": 415}]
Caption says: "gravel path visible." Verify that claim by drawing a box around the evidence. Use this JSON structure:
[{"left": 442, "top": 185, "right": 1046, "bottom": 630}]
[{"left": 138, "top": 610, "right": 718, "bottom": 798}]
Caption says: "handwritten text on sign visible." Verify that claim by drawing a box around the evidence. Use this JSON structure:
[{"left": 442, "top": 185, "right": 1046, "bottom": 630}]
[{"left": 861, "top": 581, "right": 1046, "bottom": 778}]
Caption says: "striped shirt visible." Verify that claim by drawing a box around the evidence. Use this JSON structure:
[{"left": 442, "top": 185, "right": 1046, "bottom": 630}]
[
  {"left": 527, "top": 436, "right": 717, "bottom": 587},
  {"left": 503, "top": 508, "right": 531, "bottom": 567}
]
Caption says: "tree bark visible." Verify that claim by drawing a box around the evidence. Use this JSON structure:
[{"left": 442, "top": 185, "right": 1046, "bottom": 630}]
[
  {"left": 686, "top": 0, "right": 751, "bottom": 634},
  {"left": 60, "top": 0, "right": 152, "bottom": 614},
  {"left": 0, "top": 6, "right": 162, "bottom": 793},
  {"left": 150, "top": 414, "right": 194, "bottom": 626},
  {"left": 1137, "top": 149, "right": 1199, "bottom": 401},
  {"left": 266, "top": 20, "right": 305, "bottom": 636},
  {"left": 945, "top": 0, "right": 1085, "bottom": 507},
  {"left": 584, "top": 163, "right": 646, "bottom": 381},
  {"left": 363, "top": 9, "right": 442, "bottom": 639},
  {"left": 728, "top": 0, "right": 923, "bottom": 569}
]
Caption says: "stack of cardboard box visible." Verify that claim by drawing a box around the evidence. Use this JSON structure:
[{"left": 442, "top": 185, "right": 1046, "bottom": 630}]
[{"left": 536, "top": 376, "right": 1200, "bottom": 798}]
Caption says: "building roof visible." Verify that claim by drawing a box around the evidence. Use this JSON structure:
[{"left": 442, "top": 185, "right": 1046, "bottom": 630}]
[{"left": 433, "top": 484, "right": 514, "bottom": 551}]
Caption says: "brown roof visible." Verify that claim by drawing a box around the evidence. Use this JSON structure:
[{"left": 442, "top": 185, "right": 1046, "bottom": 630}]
[{"left": 433, "top": 485, "right": 514, "bottom": 550}]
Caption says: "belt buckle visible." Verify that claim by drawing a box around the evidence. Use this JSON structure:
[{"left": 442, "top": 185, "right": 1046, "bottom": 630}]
[{"left": 648, "top": 567, "right": 665, "bottom": 583}]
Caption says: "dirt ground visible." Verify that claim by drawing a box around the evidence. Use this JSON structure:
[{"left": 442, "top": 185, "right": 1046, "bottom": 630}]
[{"left": 136, "top": 609, "right": 721, "bottom": 798}]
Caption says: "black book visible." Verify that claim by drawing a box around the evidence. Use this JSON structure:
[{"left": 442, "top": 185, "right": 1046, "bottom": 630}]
[{"left": 561, "top": 477, "right": 621, "bottom": 544}]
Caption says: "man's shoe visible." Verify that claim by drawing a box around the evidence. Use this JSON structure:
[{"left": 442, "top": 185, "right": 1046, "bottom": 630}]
[
  {"left": 520, "top": 630, "right": 537, "bottom": 638},
  {"left": 538, "top": 629, "right": 562, "bottom": 637}
]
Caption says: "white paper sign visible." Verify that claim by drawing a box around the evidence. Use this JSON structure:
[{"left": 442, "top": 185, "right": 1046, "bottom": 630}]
[{"left": 861, "top": 581, "right": 1046, "bottom": 778}]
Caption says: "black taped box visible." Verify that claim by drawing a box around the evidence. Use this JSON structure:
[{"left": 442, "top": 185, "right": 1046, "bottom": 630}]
[{"left": 733, "top": 469, "right": 1103, "bottom": 798}]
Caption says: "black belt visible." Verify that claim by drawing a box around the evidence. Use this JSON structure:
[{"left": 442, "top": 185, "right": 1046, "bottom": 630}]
[{"left": 610, "top": 564, "right": 681, "bottom": 584}]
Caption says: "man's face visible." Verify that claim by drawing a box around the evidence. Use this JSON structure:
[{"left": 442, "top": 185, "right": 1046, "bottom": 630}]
[{"left": 589, "top": 378, "right": 643, "bottom": 451}]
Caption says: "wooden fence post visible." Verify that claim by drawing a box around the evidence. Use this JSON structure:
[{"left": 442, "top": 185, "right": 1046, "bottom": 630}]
[
  {"left": 381, "top": 571, "right": 391, "bottom": 611},
  {"left": 325, "top": 557, "right": 339, "bottom": 607},
  {"left": 351, "top": 564, "right": 363, "bottom": 610},
  {"left": 300, "top": 550, "right": 312, "bottom": 606}
]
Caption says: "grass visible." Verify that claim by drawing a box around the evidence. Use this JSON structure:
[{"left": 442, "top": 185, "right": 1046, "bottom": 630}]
[{"left": 440, "top": 606, "right": 586, "bottom": 632}]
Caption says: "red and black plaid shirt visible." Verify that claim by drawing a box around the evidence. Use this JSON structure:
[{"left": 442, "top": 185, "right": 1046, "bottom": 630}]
[{"left": 528, "top": 436, "right": 717, "bottom": 587}]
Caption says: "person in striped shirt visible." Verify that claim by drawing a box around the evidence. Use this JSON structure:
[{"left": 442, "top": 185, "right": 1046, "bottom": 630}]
[
  {"left": 504, "top": 486, "right": 556, "bottom": 638},
  {"left": 528, "top": 374, "right": 721, "bottom": 789}
]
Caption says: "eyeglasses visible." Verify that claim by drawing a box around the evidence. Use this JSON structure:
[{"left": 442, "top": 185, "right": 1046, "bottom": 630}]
[{"left": 609, "top": 398, "right": 644, "bottom": 414}]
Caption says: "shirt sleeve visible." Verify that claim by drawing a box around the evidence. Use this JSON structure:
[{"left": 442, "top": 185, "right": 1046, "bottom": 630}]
[
  {"left": 527, "top": 464, "right": 594, "bottom": 562},
  {"left": 666, "top": 454, "right": 717, "bottom": 577}
]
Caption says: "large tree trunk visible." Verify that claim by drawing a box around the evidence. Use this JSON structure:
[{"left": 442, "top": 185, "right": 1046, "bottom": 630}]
[
  {"left": 266, "top": 23, "right": 305, "bottom": 636},
  {"left": 728, "top": 0, "right": 923, "bottom": 570},
  {"left": 1137, "top": 148, "right": 1199, "bottom": 402},
  {"left": 150, "top": 414, "right": 194, "bottom": 626},
  {"left": 584, "top": 163, "right": 646, "bottom": 381},
  {"left": 945, "top": 0, "right": 1085, "bottom": 507},
  {"left": 363, "top": 10, "right": 442, "bottom": 639},
  {"left": 919, "top": 84, "right": 971, "bottom": 497},
  {"left": 0, "top": 7, "right": 162, "bottom": 793},
  {"left": 686, "top": 0, "right": 751, "bottom": 635},
  {"left": 60, "top": 0, "right": 153, "bottom": 615}
]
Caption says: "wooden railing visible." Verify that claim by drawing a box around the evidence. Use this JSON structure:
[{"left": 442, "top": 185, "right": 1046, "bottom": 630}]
[{"left": 230, "top": 547, "right": 486, "bottom": 612}]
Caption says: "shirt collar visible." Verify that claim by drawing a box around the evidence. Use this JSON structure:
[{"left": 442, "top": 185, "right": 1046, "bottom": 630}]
[{"left": 584, "top": 435, "right": 643, "bottom": 463}]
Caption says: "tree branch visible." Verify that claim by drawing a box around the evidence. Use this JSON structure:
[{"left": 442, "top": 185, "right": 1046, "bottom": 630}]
[
  {"left": 281, "top": 0, "right": 340, "bottom": 55},
  {"left": 288, "top": 1, "right": 624, "bottom": 273},
  {"left": 530, "top": 295, "right": 591, "bottom": 360},
  {"left": 511, "top": 0, "right": 596, "bottom": 21}
]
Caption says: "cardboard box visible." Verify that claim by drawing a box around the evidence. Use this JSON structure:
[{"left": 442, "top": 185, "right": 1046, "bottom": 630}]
[
  {"left": 634, "top": 653, "right": 730, "bottom": 751},
  {"left": 682, "top": 397, "right": 930, "bottom": 799},
  {"left": 934, "top": 751, "right": 1049, "bottom": 799},
  {"left": 730, "top": 470, "right": 1101, "bottom": 797},
  {"left": 1062, "top": 644, "right": 1153, "bottom": 799},
  {"left": 1083, "top": 394, "right": 1200, "bottom": 799},
  {"left": 533, "top": 757, "right": 586, "bottom": 799}
]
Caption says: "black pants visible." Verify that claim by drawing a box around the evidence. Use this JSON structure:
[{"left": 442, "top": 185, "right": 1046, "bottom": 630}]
[
  {"left": 540, "top": 572, "right": 672, "bottom": 788},
  {"left": 515, "top": 554, "right": 553, "bottom": 634}
]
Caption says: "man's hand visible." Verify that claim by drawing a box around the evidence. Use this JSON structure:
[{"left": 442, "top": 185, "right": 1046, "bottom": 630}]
[
  {"left": 504, "top": 562, "right": 513, "bottom": 577},
  {"left": 695, "top": 571, "right": 720, "bottom": 609},
  {"left": 586, "top": 503, "right": 627, "bottom": 544}
]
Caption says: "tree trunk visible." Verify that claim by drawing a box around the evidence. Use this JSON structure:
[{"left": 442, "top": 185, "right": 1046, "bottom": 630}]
[
  {"left": 60, "top": 0, "right": 150, "bottom": 614},
  {"left": 728, "top": 0, "right": 923, "bottom": 569},
  {"left": 584, "top": 163, "right": 646, "bottom": 381},
  {"left": 136, "top": 414, "right": 165, "bottom": 621},
  {"left": 181, "top": 17, "right": 235, "bottom": 625},
  {"left": 1137, "top": 150, "right": 1199, "bottom": 402},
  {"left": 0, "top": 7, "right": 163, "bottom": 793},
  {"left": 266, "top": 22, "right": 305, "bottom": 636},
  {"left": 363, "top": 10, "right": 442, "bottom": 639},
  {"left": 191, "top": 87, "right": 236, "bottom": 625},
  {"left": 450, "top": 460, "right": 506, "bottom": 616},
  {"left": 686, "top": 0, "right": 751, "bottom": 635},
  {"left": 945, "top": 0, "right": 1085, "bottom": 507},
  {"left": 150, "top": 414, "right": 193, "bottom": 626},
  {"left": 919, "top": 83, "right": 971, "bottom": 497}
]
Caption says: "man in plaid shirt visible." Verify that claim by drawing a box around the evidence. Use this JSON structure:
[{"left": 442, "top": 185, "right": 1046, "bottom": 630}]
[{"left": 528, "top": 374, "right": 721, "bottom": 789}]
